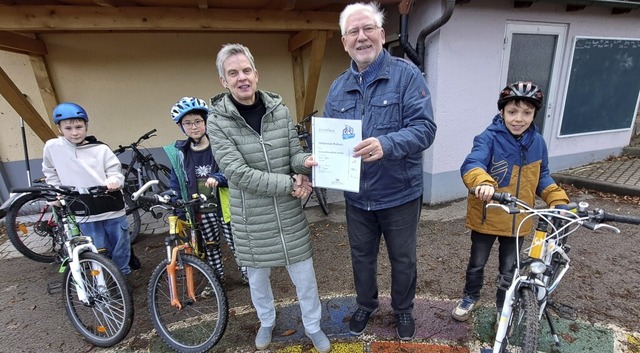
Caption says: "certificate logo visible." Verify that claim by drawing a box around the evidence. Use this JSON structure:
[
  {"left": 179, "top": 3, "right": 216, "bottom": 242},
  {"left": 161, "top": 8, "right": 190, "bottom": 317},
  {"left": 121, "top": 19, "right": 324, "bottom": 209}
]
[{"left": 342, "top": 125, "right": 355, "bottom": 140}]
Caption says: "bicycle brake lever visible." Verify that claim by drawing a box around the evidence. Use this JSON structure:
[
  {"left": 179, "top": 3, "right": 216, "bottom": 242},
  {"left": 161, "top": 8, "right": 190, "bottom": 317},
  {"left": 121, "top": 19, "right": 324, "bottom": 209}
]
[
  {"left": 591, "top": 223, "right": 621, "bottom": 234},
  {"left": 486, "top": 203, "right": 517, "bottom": 214},
  {"left": 131, "top": 180, "right": 160, "bottom": 200},
  {"left": 582, "top": 221, "right": 620, "bottom": 233}
]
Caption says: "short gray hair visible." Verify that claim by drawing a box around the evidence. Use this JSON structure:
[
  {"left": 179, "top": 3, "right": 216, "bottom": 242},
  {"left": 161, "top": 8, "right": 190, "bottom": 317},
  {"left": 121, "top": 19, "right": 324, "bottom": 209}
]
[
  {"left": 215, "top": 43, "right": 257, "bottom": 78},
  {"left": 339, "top": 2, "right": 385, "bottom": 35}
]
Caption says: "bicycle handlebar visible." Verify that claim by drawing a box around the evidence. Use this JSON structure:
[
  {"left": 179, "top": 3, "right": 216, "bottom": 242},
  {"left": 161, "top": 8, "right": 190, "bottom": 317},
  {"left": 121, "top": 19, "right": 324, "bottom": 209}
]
[
  {"left": 12, "top": 184, "right": 108, "bottom": 196},
  {"left": 469, "top": 187, "right": 640, "bottom": 226},
  {"left": 295, "top": 110, "right": 318, "bottom": 128},
  {"left": 113, "top": 129, "right": 158, "bottom": 154}
]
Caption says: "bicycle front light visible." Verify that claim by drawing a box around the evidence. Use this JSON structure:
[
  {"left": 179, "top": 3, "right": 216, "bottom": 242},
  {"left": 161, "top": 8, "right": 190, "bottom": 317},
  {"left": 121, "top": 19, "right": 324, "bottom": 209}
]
[{"left": 529, "top": 260, "right": 546, "bottom": 275}]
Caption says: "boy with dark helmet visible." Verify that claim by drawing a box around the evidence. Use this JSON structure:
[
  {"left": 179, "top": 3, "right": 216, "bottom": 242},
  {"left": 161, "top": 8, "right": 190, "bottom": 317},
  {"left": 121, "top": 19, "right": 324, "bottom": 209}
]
[{"left": 452, "top": 81, "right": 570, "bottom": 323}]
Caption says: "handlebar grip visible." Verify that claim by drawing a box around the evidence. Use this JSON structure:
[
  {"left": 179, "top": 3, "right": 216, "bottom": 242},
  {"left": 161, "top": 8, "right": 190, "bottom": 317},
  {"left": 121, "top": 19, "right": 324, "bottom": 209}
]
[
  {"left": 136, "top": 194, "right": 160, "bottom": 205},
  {"left": 87, "top": 185, "right": 109, "bottom": 194},
  {"left": 11, "top": 187, "right": 45, "bottom": 193},
  {"left": 468, "top": 187, "right": 512, "bottom": 203},
  {"left": 142, "top": 129, "right": 157, "bottom": 139},
  {"left": 601, "top": 211, "right": 640, "bottom": 225}
]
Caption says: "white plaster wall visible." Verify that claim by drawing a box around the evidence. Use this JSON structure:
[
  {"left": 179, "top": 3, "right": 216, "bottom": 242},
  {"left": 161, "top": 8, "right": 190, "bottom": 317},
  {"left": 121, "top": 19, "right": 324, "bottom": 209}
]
[
  {"left": 404, "top": 0, "right": 640, "bottom": 203},
  {"left": 0, "top": 32, "right": 347, "bottom": 163}
]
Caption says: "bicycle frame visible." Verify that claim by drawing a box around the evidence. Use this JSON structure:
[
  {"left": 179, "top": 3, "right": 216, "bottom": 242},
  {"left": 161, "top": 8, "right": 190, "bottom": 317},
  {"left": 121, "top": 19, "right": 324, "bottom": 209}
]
[{"left": 489, "top": 195, "right": 630, "bottom": 352}]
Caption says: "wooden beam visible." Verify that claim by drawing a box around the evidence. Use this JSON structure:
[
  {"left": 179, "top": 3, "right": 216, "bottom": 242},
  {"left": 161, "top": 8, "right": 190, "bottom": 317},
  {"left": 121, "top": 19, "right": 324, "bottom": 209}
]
[
  {"left": 302, "top": 30, "right": 328, "bottom": 117},
  {"left": 0, "top": 6, "right": 340, "bottom": 32},
  {"left": 29, "top": 54, "right": 58, "bottom": 126},
  {"left": 0, "top": 31, "right": 47, "bottom": 55},
  {"left": 289, "top": 30, "right": 318, "bottom": 52},
  {"left": 291, "top": 48, "right": 305, "bottom": 121},
  {"left": 197, "top": 0, "right": 208, "bottom": 10},
  {"left": 0, "top": 65, "right": 56, "bottom": 142}
]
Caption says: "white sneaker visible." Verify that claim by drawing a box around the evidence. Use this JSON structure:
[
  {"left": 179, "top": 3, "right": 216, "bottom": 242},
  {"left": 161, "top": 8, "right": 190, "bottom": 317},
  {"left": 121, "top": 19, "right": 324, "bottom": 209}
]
[
  {"left": 305, "top": 330, "right": 331, "bottom": 353},
  {"left": 255, "top": 325, "right": 273, "bottom": 350},
  {"left": 451, "top": 295, "right": 478, "bottom": 321}
]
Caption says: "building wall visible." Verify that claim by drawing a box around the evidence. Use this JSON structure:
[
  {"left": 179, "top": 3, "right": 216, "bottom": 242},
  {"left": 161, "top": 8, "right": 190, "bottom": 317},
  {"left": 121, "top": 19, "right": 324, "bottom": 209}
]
[
  {"left": 402, "top": 0, "right": 640, "bottom": 204},
  {"left": 0, "top": 32, "right": 350, "bottom": 200}
]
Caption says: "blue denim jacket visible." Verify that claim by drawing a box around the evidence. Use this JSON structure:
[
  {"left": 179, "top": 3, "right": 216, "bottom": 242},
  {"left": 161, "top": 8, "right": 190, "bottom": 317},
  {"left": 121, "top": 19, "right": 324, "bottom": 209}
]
[{"left": 323, "top": 50, "right": 437, "bottom": 210}]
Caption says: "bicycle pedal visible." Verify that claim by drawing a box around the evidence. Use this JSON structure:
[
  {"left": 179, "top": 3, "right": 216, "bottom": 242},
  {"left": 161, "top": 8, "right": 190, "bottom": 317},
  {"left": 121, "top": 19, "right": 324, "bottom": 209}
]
[
  {"left": 47, "top": 281, "right": 62, "bottom": 295},
  {"left": 549, "top": 301, "right": 577, "bottom": 320}
]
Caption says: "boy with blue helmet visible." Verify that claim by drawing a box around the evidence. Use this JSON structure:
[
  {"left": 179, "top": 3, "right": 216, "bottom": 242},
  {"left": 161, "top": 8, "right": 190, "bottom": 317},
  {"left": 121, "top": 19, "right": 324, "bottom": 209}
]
[
  {"left": 43, "top": 102, "right": 134, "bottom": 276},
  {"left": 164, "top": 96, "right": 247, "bottom": 285}
]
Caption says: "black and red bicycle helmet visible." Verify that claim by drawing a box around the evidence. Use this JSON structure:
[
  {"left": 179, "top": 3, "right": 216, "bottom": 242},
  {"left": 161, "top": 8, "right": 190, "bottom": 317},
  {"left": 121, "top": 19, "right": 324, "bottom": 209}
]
[{"left": 497, "top": 81, "right": 544, "bottom": 111}]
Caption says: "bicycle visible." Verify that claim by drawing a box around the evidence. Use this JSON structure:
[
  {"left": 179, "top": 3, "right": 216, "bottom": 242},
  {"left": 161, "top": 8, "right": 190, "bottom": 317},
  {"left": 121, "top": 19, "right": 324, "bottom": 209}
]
[
  {"left": 114, "top": 128, "right": 172, "bottom": 241},
  {"left": 132, "top": 180, "right": 228, "bottom": 353},
  {"left": 7, "top": 184, "right": 134, "bottom": 347},
  {"left": 484, "top": 190, "right": 640, "bottom": 353},
  {"left": 2, "top": 176, "right": 142, "bottom": 261},
  {"left": 294, "top": 110, "right": 330, "bottom": 215}
]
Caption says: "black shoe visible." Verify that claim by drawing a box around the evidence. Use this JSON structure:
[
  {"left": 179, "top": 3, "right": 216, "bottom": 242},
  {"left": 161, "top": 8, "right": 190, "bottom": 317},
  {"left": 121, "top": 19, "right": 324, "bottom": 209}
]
[
  {"left": 395, "top": 313, "right": 415, "bottom": 341},
  {"left": 349, "top": 308, "right": 375, "bottom": 336},
  {"left": 129, "top": 248, "right": 141, "bottom": 270}
]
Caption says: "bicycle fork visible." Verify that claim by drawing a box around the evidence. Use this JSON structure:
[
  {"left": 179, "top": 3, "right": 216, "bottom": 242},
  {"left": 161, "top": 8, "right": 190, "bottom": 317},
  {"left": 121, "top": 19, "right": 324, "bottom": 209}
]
[
  {"left": 66, "top": 237, "right": 104, "bottom": 304},
  {"left": 166, "top": 216, "right": 197, "bottom": 309}
]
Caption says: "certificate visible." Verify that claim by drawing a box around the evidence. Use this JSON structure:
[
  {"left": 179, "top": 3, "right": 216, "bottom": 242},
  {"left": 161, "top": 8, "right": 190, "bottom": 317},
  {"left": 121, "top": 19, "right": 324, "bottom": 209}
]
[{"left": 311, "top": 117, "right": 361, "bottom": 192}]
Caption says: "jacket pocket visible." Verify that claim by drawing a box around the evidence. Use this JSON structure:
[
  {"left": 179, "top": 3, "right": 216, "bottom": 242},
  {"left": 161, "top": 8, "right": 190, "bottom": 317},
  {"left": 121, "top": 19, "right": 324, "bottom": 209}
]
[{"left": 370, "top": 94, "right": 401, "bottom": 131}]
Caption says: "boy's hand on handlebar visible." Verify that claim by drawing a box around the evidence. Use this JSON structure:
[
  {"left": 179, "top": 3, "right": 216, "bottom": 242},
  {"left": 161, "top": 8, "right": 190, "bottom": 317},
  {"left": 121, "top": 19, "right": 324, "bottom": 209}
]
[
  {"left": 205, "top": 177, "right": 219, "bottom": 188},
  {"left": 474, "top": 184, "right": 495, "bottom": 202},
  {"left": 105, "top": 180, "right": 120, "bottom": 191}
]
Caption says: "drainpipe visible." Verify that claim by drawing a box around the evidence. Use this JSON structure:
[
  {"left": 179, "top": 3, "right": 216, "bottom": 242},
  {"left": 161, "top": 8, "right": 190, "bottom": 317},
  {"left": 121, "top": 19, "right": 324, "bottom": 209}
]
[{"left": 398, "top": 0, "right": 456, "bottom": 72}]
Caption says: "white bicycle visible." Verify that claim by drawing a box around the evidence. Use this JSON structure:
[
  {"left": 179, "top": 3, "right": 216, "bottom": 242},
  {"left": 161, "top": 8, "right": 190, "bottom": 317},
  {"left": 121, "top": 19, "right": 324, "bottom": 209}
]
[{"left": 484, "top": 190, "right": 640, "bottom": 353}]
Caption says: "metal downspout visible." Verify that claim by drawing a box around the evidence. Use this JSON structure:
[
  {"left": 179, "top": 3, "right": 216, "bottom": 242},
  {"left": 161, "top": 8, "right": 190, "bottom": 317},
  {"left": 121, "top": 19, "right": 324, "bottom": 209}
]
[{"left": 398, "top": 0, "right": 456, "bottom": 72}]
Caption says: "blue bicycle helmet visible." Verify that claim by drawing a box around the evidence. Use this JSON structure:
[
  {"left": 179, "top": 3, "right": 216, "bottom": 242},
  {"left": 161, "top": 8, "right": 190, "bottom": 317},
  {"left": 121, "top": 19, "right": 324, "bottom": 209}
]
[
  {"left": 170, "top": 97, "right": 209, "bottom": 124},
  {"left": 52, "top": 102, "right": 89, "bottom": 124}
]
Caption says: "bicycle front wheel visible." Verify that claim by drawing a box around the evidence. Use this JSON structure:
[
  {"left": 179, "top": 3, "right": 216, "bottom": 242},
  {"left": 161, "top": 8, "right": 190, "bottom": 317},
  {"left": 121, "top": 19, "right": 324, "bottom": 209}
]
[
  {"left": 62, "top": 252, "right": 134, "bottom": 347},
  {"left": 5, "top": 193, "right": 60, "bottom": 263},
  {"left": 148, "top": 254, "right": 228, "bottom": 353},
  {"left": 501, "top": 287, "right": 540, "bottom": 353}
]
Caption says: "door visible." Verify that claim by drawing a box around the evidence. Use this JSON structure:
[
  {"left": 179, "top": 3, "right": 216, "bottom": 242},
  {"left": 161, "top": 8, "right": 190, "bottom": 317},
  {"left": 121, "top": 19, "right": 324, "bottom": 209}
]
[{"left": 501, "top": 23, "right": 566, "bottom": 140}]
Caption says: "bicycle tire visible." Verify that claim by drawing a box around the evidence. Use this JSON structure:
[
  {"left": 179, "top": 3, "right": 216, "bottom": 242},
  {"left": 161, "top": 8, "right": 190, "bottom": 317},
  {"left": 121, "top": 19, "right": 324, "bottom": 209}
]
[
  {"left": 62, "top": 251, "right": 134, "bottom": 347},
  {"left": 5, "top": 193, "right": 60, "bottom": 263},
  {"left": 124, "top": 196, "right": 141, "bottom": 244},
  {"left": 501, "top": 287, "right": 540, "bottom": 353},
  {"left": 152, "top": 163, "right": 172, "bottom": 191},
  {"left": 148, "top": 254, "right": 228, "bottom": 353},
  {"left": 314, "top": 187, "right": 330, "bottom": 215}
]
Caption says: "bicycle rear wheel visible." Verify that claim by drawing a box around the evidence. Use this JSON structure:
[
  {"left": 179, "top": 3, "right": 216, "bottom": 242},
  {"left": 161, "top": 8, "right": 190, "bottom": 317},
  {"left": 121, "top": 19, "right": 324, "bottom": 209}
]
[
  {"left": 314, "top": 187, "right": 330, "bottom": 215},
  {"left": 5, "top": 193, "right": 61, "bottom": 263},
  {"left": 62, "top": 252, "right": 134, "bottom": 347},
  {"left": 148, "top": 254, "right": 228, "bottom": 353},
  {"left": 501, "top": 287, "right": 540, "bottom": 353}
]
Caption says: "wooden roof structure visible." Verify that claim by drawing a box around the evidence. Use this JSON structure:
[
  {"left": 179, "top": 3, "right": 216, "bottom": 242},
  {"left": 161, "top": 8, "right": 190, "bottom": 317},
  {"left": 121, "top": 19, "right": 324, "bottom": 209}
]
[{"left": 0, "top": 0, "right": 405, "bottom": 142}]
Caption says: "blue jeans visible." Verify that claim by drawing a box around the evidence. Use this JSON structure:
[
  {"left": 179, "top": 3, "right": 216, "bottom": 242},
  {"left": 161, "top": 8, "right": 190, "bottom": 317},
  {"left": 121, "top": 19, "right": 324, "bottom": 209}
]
[
  {"left": 79, "top": 216, "right": 131, "bottom": 275},
  {"left": 463, "top": 230, "right": 523, "bottom": 309},
  {"left": 345, "top": 196, "right": 421, "bottom": 314}
]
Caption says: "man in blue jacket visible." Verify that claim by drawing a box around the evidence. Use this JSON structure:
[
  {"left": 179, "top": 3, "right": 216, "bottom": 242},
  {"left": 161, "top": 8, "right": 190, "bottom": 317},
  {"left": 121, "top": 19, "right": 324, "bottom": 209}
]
[{"left": 323, "top": 2, "right": 437, "bottom": 341}]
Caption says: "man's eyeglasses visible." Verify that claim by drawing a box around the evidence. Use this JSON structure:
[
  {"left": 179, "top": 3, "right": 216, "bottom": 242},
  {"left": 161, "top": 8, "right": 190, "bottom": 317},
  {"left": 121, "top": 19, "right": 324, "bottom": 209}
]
[
  {"left": 345, "top": 25, "right": 379, "bottom": 37},
  {"left": 182, "top": 120, "right": 205, "bottom": 128}
]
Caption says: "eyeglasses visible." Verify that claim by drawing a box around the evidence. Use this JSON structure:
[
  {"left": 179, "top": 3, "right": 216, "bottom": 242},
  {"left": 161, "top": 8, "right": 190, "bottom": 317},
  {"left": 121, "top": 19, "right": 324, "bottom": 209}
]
[
  {"left": 181, "top": 120, "right": 205, "bottom": 128},
  {"left": 345, "top": 25, "right": 379, "bottom": 37}
]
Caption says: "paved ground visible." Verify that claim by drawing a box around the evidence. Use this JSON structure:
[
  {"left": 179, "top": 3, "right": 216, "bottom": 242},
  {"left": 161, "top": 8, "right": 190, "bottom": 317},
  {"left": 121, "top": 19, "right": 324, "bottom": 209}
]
[{"left": 2, "top": 152, "right": 640, "bottom": 352}]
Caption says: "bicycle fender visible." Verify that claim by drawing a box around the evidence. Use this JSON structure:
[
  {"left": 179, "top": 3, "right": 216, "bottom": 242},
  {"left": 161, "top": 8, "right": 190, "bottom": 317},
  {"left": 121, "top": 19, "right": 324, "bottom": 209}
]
[{"left": 0, "top": 192, "right": 29, "bottom": 211}]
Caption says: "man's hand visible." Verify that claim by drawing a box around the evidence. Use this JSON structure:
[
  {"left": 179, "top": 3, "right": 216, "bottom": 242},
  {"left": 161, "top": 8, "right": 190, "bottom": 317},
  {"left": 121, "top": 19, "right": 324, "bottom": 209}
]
[{"left": 354, "top": 137, "right": 383, "bottom": 162}]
